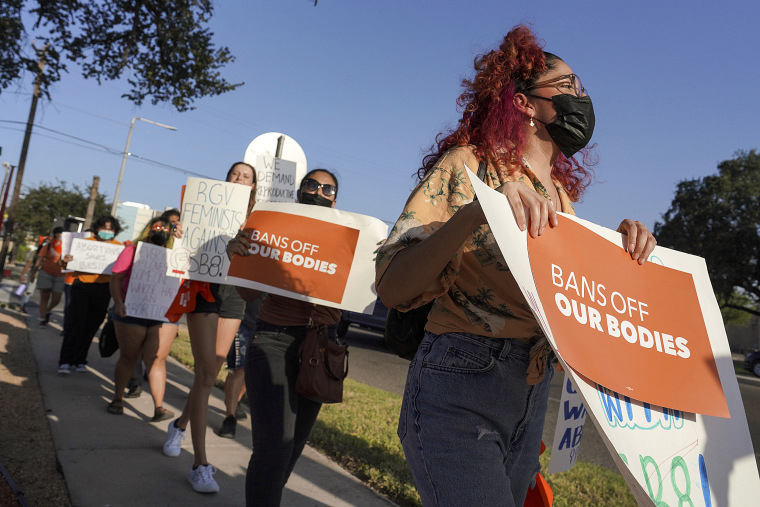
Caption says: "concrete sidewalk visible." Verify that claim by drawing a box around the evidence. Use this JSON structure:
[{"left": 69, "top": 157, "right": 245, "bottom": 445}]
[{"left": 0, "top": 277, "right": 395, "bottom": 506}]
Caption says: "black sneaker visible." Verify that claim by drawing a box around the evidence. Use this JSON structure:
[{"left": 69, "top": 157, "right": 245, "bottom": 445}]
[
  {"left": 218, "top": 416, "right": 236, "bottom": 438},
  {"left": 234, "top": 404, "right": 247, "bottom": 421},
  {"left": 126, "top": 385, "right": 143, "bottom": 398}
]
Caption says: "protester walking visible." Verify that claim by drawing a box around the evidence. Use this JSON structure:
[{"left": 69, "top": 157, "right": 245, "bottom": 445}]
[
  {"left": 375, "top": 25, "right": 656, "bottom": 506},
  {"left": 126, "top": 209, "right": 182, "bottom": 399},
  {"left": 34, "top": 226, "right": 65, "bottom": 327},
  {"left": 227, "top": 169, "right": 343, "bottom": 506},
  {"left": 162, "top": 162, "right": 256, "bottom": 494},
  {"left": 107, "top": 216, "right": 178, "bottom": 422},
  {"left": 58, "top": 216, "right": 122, "bottom": 374}
]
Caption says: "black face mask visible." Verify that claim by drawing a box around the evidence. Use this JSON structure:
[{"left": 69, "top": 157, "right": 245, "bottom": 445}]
[
  {"left": 530, "top": 94, "right": 595, "bottom": 158},
  {"left": 299, "top": 192, "right": 334, "bottom": 208},
  {"left": 148, "top": 231, "right": 170, "bottom": 246}
]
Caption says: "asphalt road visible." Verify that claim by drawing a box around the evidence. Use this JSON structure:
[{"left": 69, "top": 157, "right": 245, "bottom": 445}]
[{"left": 343, "top": 325, "right": 760, "bottom": 473}]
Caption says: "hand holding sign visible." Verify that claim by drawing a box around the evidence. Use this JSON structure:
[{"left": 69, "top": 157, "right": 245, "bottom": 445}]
[
  {"left": 168, "top": 177, "right": 251, "bottom": 282},
  {"left": 227, "top": 202, "right": 387, "bottom": 313}
]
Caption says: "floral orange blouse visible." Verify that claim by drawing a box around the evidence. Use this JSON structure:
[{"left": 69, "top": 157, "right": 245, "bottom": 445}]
[{"left": 376, "top": 146, "right": 576, "bottom": 383}]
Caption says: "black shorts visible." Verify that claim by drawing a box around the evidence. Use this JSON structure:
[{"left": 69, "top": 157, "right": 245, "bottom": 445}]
[
  {"left": 110, "top": 311, "right": 163, "bottom": 328},
  {"left": 190, "top": 290, "right": 219, "bottom": 314}
]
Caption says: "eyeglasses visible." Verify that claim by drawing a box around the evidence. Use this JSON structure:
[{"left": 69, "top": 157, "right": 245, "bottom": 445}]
[
  {"left": 523, "top": 73, "right": 587, "bottom": 98},
  {"left": 151, "top": 223, "right": 171, "bottom": 232},
  {"left": 300, "top": 178, "right": 337, "bottom": 197}
]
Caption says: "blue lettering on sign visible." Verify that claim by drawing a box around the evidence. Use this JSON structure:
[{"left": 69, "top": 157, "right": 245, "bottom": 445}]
[
  {"left": 563, "top": 400, "right": 587, "bottom": 420},
  {"left": 596, "top": 384, "right": 685, "bottom": 431},
  {"left": 699, "top": 454, "right": 712, "bottom": 506}
]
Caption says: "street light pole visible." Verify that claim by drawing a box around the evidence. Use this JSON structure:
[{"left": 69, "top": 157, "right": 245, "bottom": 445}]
[{"left": 111, "top": 116, "right": 177, "bottom": 216}]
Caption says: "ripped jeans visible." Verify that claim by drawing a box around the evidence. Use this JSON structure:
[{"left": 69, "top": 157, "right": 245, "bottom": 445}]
[{"left": 399, "top": 331, "right": 554, "bottom": 507}]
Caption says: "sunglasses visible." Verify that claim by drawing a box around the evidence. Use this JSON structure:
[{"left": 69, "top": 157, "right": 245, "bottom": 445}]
[{"left": 300, "top": 178, "right": 337, "bottom": 197}]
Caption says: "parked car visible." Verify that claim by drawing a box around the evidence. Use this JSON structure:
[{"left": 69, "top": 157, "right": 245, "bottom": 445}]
[
  {"left": 744, "top": 350, "right": 760, "bottom": 378},
  {"left": 337, "top": 298, "right": 389, "bottom": 337}
]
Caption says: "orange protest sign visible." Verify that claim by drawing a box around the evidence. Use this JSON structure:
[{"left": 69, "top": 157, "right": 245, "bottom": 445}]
[
  {"left": 528, "top": 215, "right": 728, "bottom": 418},
  {"left": 228, "top": 210, "right": 360, "bottom": 304}
]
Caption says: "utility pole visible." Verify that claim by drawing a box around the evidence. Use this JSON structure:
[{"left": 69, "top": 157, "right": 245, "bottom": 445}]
[
  {"left": 84, "top": 176, "right": 100, "bottom": 229},
  {"left": 0, "top": 45, "right": 46, "bottom": 279}
]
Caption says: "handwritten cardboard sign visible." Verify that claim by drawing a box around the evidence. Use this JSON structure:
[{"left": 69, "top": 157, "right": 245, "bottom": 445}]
[
  {"left": 167, "top": 177, "right": 251, "bottom": 282},
  {"left": 548, "top": 373, "right": 588, "bottom": 474},
  {"left": 66, "top": 238, "right": 124, "bottom": 275},
  {"left": 125, "top": 242, "right": 182, "bottom": 321},
  {"left": 255, "top": 155, "right": 298, "bottom": 203},
  {"left": 466, "top": 164, "right": 760, "bottom": 506},
  {"left": 61, "top": 231, "right": 86, "bottom": 257},
  {"left": 226, "top": 202, "right": 388, "bottom": 313}
]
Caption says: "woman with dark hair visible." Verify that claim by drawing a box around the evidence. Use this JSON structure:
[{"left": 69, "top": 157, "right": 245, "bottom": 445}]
[
  {"left": 107, "top": 216, "right": 177, "bottom": 420},
  {"left": 58, "top": 215, "right": 122, "bottom": 374},
  {"left": 162, "top": 161, "right": 257, "bottom": 494},
  {"left": 34, "top": 226, "right": 65, "bottom": 327},
  {"left": 226, "top": 168, "right": 341, "bottom": 506},
  {"left": 125, "top": 208, "right": 183, "bottom": 400},
  {"left": 375, "top": 26, "right": 656, "bottom": 505}
]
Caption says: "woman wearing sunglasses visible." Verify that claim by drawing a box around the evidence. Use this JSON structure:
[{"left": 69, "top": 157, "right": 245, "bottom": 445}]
[
  {"left": 226, "top": 169, "right": 341, "bottom": 506},
  {"left": 375, "top": 26, "right": 656, "bottom": 505},
  {"left": 107, "top": 217, "right": 177, "bottom": 419}
]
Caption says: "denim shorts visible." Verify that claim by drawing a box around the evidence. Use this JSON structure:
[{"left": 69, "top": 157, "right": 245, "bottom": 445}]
[
  {"left": 399, "top": 331, "right": 554, "bottom": 506},
  {"left": 211, "top": 283, "right": 246, "bottom": 320},
  {"left": 37, "top": 270, "right": 65, "bottom": 292}
]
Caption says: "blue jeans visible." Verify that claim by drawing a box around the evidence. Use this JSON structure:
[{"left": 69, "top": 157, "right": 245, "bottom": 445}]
[{"left": 399, "top": 331, "right": 554, "bottom": 506}]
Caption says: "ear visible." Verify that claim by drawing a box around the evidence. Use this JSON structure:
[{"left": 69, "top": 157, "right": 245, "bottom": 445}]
[{"left": 513, "top": 92, "right": 535, "bottom": 118}]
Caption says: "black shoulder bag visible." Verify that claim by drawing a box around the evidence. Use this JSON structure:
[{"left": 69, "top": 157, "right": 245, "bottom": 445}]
[{"left": 384, "top": 160, "right": 488, "bottom": 360}]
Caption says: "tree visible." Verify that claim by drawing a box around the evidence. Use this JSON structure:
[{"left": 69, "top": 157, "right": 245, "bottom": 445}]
[
  {"left": 14, "top": 180, "right": 109, "bottom": 243},
  {"left": 654, "top": 150, "right": 760, "bottom": 320},
  {"left": 1, "top": 0, "right": 241, "bottom": 111}
]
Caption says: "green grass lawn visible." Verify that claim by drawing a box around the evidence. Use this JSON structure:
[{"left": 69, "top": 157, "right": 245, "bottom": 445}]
[{"left": 171, "top": 331, "right": 637, "bottom": 506}]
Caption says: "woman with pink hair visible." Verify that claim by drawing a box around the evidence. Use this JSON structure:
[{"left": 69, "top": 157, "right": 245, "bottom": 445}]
[{"left": 376, "top": 25, "right": 656, "bottom": 505}]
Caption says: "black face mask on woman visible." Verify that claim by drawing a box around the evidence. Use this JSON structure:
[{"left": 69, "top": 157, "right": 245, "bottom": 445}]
[
  {"left": 299, "top": 192, "right": 334, "bottom": 208},
  {"left": 148, "top": 231, "right": 170, "bottom": 246},
  {"left": 529, "top": 94, "right": 595, "bottom": 158}
]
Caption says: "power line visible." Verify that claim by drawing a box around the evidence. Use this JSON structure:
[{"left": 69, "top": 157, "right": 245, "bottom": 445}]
[{"left": 0, "top": 120, "right": 211, "bottom": 178}]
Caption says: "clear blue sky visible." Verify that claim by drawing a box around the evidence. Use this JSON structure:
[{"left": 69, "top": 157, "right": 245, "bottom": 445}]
[{"left": 1, "top": 0, "right": 758, "bottom": 231}]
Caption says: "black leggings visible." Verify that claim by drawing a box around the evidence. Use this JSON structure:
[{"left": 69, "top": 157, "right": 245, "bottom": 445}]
[
  {"left": 59, "top": 280, "right": 110, "bottom": 366},
  {"left": 244, "top": 322, "right": 322, "bottom": 506}
]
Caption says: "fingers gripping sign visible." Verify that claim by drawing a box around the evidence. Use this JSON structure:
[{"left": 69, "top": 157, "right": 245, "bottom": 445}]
[
  {"left": 497, "top": 180, "right": 558, "bottom": 238},
  {"left": 617, "top": 219, "right": 657, "bottom": 265}
]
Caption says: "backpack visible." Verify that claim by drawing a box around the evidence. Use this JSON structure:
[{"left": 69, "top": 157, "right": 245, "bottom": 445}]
[{"left": 384, "top": 160, "right": 488, "bottom": 360}]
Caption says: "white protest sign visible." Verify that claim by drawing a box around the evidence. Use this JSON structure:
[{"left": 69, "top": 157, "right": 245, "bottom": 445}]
[
  {"left": 255, "top": 156, "right": 298, "bottom": 202},
  {"left": 244, "top": 132, "right": 307, "bottom": 203},
  {"left": 61, "top": 231, "right": 86, "bottom": 257},
  {"left": 125, "top": 242, "right": 182, "bottom": 321},
  {"left": 226, "top": 202, "right": 388, "bottom": 313},
  {"left": 466, "top": 165, "right": 760, "bottom": 506},
  {"left": 548, "top": 373, "right": 588, "bottom": 474},
  {"left": 167, "top": 177, "right": 251, "bottom": 282},
  {"left": 67, "top": 238, "right": 124, "bottom": 275}
]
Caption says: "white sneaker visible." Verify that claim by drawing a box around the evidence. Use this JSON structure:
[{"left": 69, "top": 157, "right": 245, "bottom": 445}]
[
  {"left": 75, "top": 364, "right": 88, "bottom": 373},
  {"left": 58, "top": 364, "right": 71, "bottom": 375},
  {"left": 163, "top": 419, "right": 185, "bottom": 457},
  {"left": 188, "top": 464, "right": 219, "bottom": 493}
]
